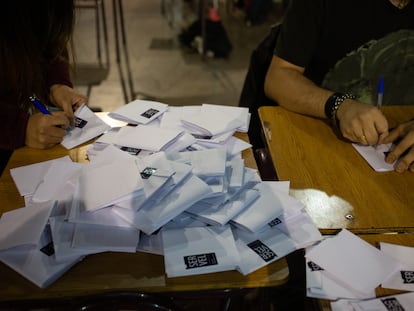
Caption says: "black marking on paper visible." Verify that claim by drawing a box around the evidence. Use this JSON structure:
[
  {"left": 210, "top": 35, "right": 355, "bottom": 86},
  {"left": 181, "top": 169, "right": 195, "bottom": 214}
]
[
  {"left": 268, "top": 217, "right": 282, "bottom": 227},
  {"left": 191, "top": 133, "right": 213, "bottom": 140},
  {"left": 75, "top": 117, "right": 88, "bottom": 128},
  {"left": 184, "top": 253, "right": 218, "bottom": 269},
  {"left": 401, "top": 270, "right": 414, "bottom": 283},
  {"left": 140, "top": 167, "right": 157, "bottom": 179},
  {"left": 40, "top": 241, "right": 55, "bottom": 256},
  {"left": 141, "top": 108, "right": 159, "bottom": 119},
  {"left": 120, "top": 146, "right": 142, "bottom": 155},
  {"left": 247, "top": 240, "right": 277, "bottom": 262},
  {"left": 381, "top": 297, "right": 405, "bottom": 311},
  {"left": 307, "top": 261, "right": 324, "bottom": 271}
]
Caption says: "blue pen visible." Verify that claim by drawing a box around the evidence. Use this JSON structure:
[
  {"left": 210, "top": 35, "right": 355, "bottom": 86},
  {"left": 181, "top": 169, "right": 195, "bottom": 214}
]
[
  {"left": 29, "top": 94, "right": 51, "bottom": 115},
  {"left": 377, "top": 76, "right": 384, "bottom": 110}
]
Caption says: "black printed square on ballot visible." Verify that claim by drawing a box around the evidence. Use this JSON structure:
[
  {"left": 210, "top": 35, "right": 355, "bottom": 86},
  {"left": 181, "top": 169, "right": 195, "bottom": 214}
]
[
  {"left": 184, "top": 253, "right": 218, "bottom": 269},
  {"left": 141, "top": 108, "right": 159, "bottom": 119},
  {"left": 248, "top": 240, "right": 277, "bottom": 262},
  {"left": 75, "top": 117, "right": 88, "bottom": 128}
]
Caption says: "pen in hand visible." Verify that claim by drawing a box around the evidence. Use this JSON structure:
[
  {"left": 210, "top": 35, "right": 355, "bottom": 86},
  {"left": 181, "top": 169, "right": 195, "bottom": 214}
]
[
  {"left": 377, "top": 76, "right": 384, "bottom": 110},
  {"left": 29, "top": 94, "right": 51, "bottom": 115}
]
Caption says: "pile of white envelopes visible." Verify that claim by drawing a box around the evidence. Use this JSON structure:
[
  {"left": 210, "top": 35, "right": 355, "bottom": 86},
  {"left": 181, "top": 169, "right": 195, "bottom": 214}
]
[{"left": 0, "top": 100, "right": 322, "bottom": 288}]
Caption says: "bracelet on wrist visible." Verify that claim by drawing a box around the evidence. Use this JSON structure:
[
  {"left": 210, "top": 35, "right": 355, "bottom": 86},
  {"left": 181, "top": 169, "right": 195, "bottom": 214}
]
[{"left": 324, "top": 92, "right": 356, "bottom": 125}]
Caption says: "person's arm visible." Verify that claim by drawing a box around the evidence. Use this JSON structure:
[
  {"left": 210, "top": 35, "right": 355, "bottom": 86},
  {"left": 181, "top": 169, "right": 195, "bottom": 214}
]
[
  {"left": 264, "top": 55, "right": 389, "bottom": 145},
  {"left": 47, "top": 56, "right": 88, "bottom": 124},
  {"left": 0, "top": 96, "right": 30, "bottom": 150}
]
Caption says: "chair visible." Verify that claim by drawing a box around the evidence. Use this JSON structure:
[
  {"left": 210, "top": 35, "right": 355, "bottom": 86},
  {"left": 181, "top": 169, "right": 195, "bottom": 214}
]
[
  {"left": 73, "top": 0, "right": 110, "bottom": 100},
  {"left": 238, "top": 23, "right": 281, "bottom": 150}
]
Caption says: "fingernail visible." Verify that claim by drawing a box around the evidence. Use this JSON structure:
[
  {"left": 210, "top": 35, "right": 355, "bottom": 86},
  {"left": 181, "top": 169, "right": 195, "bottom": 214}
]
[
  {"left": 396, "top": 163, "right": 406, "bottom": 173},
  {"left": 386, "top": 155, "right": 396, "bottom": 163}
]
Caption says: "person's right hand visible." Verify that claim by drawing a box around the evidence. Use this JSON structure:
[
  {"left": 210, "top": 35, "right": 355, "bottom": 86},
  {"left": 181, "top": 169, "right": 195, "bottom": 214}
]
[
  {"left": 336, "top": 99, "right": 389, "bottom": 145},
  {"left": 25, "top": 112, "right": 70, "bottom": 149}
]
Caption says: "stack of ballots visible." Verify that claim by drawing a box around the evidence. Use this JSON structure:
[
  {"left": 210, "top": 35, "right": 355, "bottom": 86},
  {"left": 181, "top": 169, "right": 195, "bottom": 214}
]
[
  {"left": 0, "top": 99, "right": 322, "bottom": 288},
  {"left": 305, "top": 229, "right": 414, "bottom": 311}
]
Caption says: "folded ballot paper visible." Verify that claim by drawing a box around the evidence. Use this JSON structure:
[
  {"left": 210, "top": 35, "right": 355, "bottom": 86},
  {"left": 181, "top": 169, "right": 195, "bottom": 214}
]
[
  {"left": 305, "top": 229, "right": 401, "bottom": 300},
  {"left": 352, "top": 143, "right": 396, "bottom": 172},
  {"left": 108, "top": 99, "right": 168, "bottom": 125},
  {"left": 380, "top": 242, "right": 414, "bottom": 292},
  {"left": 162, "top": 225, "right": 240, "bottom": 277},
  {"left": 180, "top": 109, "right": 244, "bottom": 138},
  {"left": 61, "top": 104, "right": 111, "bottom": 149},
  {"left": 0, "top": 202, "right": 83, "bottom": 288},
  {"left": 112, "top": 125, "right": 184, "bottom": 153},
  {"left": 331, "top": 292, "right": 414, "bottom": 311}
]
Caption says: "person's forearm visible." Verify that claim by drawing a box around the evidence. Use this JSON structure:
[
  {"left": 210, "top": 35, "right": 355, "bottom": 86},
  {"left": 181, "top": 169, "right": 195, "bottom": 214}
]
[{"left": 264, "top": 56, "right": 332, "bottom": 119}]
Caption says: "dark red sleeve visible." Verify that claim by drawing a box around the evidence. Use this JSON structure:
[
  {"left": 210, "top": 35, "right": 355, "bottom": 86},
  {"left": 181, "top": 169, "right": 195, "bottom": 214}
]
[
  {"left": 47, "top": 57, "right": 73, "bottom": 89},
  {"left": 0, "top": 94, "right": 29, "bottom": 150}
]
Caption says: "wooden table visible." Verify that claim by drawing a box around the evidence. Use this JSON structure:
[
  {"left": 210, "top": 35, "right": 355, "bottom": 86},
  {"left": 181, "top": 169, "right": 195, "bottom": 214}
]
[
  {"left": 259, "top": 106, "right": 414, "bottom": 235},
  {"left": 0, "top": 131, "right": 289, "bottom": 304}
]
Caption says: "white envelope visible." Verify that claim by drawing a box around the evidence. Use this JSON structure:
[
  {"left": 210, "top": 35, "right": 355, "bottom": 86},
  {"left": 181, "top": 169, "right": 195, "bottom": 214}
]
[
  {"left": 113, "top": 125, "right": 184, "bottom": 152},
  {"left": 162, "top": 225, "right": 240, "bottom": 277},
  {"left": 187, "top": 187, "right": 260, "bottom": 226},
  {"left": 71, "top": 223, "right": 140, "bottom": 253},
  {"left": 179, "top": 147, "right": 227, "bottom": 177},
  {"left": 61, "top": 104, "right": 111, "bottom": 149},
  {"left": 76, "top": 157, "right": 144, "bottom": 211},
  {"left": 305, "top": 248, "right": 375, "bottom": 300},
  {"left": 32, "top": 160, "right": 82, "bottom": 203},
  {"left": 231, "top": 182, "right": 285, "bottom": 233},
  {"left": 10, "top": 156, "right": 72, "bottom": 196},
  {"left": 0, "top": 223, "right": 83, "bottom": 288},
  {"left": 108, "top": 99, "right": 168, "bottom": 125},
  {"left": 350, "top": 292, "right": 414, "bottom": 311},
  {"left": 233, "top": 226, "right": 296, "bottom": 275},
  {"left": 49, "top": 215, "right": 101, "bottom": 262},
  {"left": 380, "top": 242, "right": 414, "bottom": 292},
  {"left": 305, "top": 229, "right": 401, "bottom": 298},
  {"left": 201, "top": 104, "right": 250, "bottom": 133},
  {"left": 352, "top": 143, "right": 395, "bottom": 172},
  {"left": 0, "top": 201, "right": 55, "bottom": 250},
  {"left": 180, "top": 109, "right": 244, "bottom": 137},
  {"left": 133, "top": 174, "right": 212, "bottom": 235}
]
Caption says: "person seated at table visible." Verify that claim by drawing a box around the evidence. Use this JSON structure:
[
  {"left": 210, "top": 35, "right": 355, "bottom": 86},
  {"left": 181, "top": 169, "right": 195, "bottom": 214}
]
[
  {"left": 263, "top": 0, "right": 414, "bottom": 172},
  {"left": 0, "top": 0, "right": 87, "bottom": 153}
]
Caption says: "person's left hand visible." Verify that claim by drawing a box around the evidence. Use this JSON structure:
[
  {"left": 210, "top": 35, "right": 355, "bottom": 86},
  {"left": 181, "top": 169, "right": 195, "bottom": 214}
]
[
  {"left": 380, "top": 120, "right": 414, "bottom": 173},
  {"left": 49, "top": 84, "right": 88, "bottom": 125}
]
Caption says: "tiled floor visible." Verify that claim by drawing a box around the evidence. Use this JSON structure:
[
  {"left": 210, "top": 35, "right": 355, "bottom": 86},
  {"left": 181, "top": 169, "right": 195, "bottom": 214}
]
[{"left": 71, "top": 0, "right": 285, "bottom": 112}]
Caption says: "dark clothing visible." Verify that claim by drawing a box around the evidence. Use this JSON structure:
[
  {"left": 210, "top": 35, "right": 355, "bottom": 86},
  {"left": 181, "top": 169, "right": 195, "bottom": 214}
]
[
  {"left": 0, "top": 58, "right": 72, "bottom": 150},
  {"left": 275, "top": 0, "right": 414, "bottom": 85}
]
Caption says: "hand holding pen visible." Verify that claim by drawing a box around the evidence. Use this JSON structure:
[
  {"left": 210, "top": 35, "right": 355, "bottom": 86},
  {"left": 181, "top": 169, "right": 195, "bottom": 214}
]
[{"left": 26, "top": 95, "right": 70, "bottom": 149}]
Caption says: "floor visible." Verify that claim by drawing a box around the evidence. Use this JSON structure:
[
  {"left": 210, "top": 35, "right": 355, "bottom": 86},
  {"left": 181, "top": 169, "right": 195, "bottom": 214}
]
[{"left": 71, "top": 0, "right": 285, "bottom": 112}]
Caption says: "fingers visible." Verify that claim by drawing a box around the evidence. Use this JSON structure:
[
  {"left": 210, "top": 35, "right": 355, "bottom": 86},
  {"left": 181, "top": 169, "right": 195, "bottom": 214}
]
[
  {"left": 26, "top": 113, "right": 69, "bottom": 149},
  {"left": 385, "top": 131, "right": 414, "bottom": 173}
]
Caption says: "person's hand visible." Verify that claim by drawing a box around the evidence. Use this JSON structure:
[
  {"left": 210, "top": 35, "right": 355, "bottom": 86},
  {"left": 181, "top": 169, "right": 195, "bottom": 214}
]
[
  {"left": 25, "top": 112, "right": 70, "bottom": 149},
  {"left": 49, "top": 84, "right": 88, "bottom": 125},
  {"left": 336, "top": 99, "right": 389, "bottom": 145},
  {"left": 380, "top": 120, "right": 414, "bottom": 173}
]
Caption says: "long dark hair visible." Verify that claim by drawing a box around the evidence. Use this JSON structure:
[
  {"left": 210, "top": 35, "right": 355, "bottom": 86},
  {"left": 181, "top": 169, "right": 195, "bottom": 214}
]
[{"left": 0, "top": 0, "right": 75, "bottom": 110}]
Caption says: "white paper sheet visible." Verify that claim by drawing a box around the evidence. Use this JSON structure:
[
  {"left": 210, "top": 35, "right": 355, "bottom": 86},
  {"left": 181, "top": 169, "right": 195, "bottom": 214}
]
[
  {"left": 10, "top": 156, "right": 72, "bottom": 196},
  {"left": 162, "top": 226, "right": 240, "bottom": 277},
  {"left": 0, "top": 201, "right": 55, "bottom": 250},
  {"left": 380, "top": 242, "right": 414, "bottom": 292},
  {"left": 352, "top": 143, "right": 395, "bottom": 172},
  {"left": 61, "top": 105, "right": 111, "bottom": 149},
  {"left": 108, "top": 99, "right": 168, "bottom": 125},
  {"left": 305, "top": 229, "right": 401, "bottom": 298}
]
